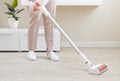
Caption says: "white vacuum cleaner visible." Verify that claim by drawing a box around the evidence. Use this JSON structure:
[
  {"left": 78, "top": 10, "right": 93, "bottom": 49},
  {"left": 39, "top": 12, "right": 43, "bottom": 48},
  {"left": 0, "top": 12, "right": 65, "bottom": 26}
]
[{"left": 29, "top": 0, "right": 108, "bottom": 75}]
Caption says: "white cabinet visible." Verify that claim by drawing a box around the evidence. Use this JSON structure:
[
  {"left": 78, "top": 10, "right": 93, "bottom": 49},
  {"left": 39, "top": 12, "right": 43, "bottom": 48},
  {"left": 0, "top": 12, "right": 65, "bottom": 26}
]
[
  {"left": 0, "top": 29, "right": 61, "bottom": 51},
  {"left": 0, "top": 29, "right": 19, "bottom": 51},
  {"left": 19, "top": 29, "right": 61, "bottom": 51}
]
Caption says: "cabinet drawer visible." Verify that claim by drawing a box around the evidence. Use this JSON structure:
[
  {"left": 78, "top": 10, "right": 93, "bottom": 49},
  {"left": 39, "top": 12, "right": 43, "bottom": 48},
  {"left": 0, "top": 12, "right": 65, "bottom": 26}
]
[{"left": 0, "top": 29, "right": 19, "bottom": 51}]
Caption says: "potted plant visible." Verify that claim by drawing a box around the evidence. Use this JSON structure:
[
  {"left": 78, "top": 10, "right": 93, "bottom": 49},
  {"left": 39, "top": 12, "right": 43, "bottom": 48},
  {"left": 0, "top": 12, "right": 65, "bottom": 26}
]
[{"left": 4, "top": 0, "right": 24, "bottom": 29}]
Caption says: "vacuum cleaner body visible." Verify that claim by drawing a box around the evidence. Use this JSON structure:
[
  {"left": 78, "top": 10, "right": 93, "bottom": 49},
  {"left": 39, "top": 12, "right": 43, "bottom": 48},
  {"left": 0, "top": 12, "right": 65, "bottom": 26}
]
[{"left": 29, "top": 0, "right": 108, "bottom": 75}]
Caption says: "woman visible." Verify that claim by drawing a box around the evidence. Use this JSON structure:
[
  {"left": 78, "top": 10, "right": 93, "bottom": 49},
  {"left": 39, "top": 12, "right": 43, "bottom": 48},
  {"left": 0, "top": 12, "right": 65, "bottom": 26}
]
[{"left": 20, "top": 0, "right": 59, "bottom": 61}]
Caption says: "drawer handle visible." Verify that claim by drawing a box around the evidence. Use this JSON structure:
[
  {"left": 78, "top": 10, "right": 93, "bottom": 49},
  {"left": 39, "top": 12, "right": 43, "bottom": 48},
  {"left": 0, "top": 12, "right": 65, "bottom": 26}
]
[
  {"left": 38, "top": 34, "right": 44, "bottom": 36},
  {"left": 0, "top": 33, "right": 12, "bottom": 35},
  {"left": 25, "top": 33, "right": 44, "bottom": 36}
]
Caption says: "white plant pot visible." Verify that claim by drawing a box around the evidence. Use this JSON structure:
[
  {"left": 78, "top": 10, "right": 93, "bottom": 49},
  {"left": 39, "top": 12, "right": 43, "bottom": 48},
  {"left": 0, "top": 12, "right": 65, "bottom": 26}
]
[{"left": 8, "top": 18, "right": 19, "bottom": 29}]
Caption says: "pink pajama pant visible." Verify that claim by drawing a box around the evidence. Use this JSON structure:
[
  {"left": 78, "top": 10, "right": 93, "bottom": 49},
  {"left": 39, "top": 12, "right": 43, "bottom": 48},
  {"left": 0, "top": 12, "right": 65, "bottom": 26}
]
[{"left": 28, "top": 0, "right": 56, "bottom": 52}]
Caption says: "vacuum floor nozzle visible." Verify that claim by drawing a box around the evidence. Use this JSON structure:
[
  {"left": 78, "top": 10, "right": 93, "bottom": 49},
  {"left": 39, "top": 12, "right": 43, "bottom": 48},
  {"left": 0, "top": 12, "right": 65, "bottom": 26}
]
[{"left": 89, "top": 64, "right": 108, "bottom": 75}]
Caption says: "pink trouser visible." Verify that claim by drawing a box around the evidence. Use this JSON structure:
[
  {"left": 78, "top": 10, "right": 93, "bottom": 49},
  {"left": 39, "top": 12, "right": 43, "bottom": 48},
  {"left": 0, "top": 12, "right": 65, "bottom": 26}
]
[{"left": 28, "top": 0, "right": 56, "bottom": 52}]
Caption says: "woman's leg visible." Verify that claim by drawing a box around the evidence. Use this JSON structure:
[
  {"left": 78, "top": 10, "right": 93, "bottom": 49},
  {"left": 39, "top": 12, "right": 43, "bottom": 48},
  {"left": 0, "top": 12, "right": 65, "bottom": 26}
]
[
  {"left": 27, "top": 10, "right": 42, "bottom": 61},
  {"left": 43, "top": 0, "right": 56, "bottom": 53},
  {"left": 28, "top": 11, "right": 42, "bottom": 51},
  {"left": 43, "top": 0, "right": 59, "bottom": 61}
]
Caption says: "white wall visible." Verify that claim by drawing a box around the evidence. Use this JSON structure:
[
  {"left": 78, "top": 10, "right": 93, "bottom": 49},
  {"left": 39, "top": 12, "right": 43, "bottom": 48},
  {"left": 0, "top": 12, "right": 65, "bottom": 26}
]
[{"left": 0, "top": 0, "right": 120, "bottom": 47}]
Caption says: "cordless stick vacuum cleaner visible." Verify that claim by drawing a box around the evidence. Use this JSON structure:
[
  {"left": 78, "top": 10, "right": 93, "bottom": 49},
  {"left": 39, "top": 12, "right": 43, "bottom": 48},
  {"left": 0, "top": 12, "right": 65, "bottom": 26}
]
[{"left": 29, "top": 0, "right": 108, "bottom": 75}]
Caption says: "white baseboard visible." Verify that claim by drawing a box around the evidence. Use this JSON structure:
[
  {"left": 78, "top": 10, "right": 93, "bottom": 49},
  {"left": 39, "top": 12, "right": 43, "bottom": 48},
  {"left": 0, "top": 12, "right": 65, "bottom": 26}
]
[{"left": 61, "top": 41, "right": 120, "bottom": 47}]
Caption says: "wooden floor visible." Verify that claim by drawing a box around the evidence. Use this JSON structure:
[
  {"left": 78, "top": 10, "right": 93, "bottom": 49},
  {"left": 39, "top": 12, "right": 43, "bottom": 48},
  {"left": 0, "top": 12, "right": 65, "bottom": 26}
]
[{"left": 0, "top": 47, "right": 120, "bottom": 81}]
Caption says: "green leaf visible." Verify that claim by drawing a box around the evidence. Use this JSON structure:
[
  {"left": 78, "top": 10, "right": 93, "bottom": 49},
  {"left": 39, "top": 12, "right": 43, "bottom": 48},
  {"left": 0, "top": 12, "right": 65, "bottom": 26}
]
[
  {"left": 12, "top": 0, "right": 18, "bottom": 8},
  {"left": 5, "top": 12, "right": 13, "bottom": 15},
  {"left": 4, "top": 2, "right": 15, "bottom": 12},
  {"left": 16, "top": 8, "right": 24, "bottom": 14}
]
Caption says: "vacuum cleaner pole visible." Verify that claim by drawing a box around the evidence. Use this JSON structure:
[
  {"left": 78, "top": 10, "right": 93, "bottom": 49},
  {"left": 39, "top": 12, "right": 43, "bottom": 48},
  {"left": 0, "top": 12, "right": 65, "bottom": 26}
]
[{"left": 40, "top": 6, "right": 92, "bottom": 67}]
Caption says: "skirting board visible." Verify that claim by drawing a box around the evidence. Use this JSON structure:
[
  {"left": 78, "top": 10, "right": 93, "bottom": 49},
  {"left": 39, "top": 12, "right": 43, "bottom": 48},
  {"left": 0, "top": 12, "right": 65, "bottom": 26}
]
[{"left": 61, "top": 41, "right": 120, "bottom": 47}]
